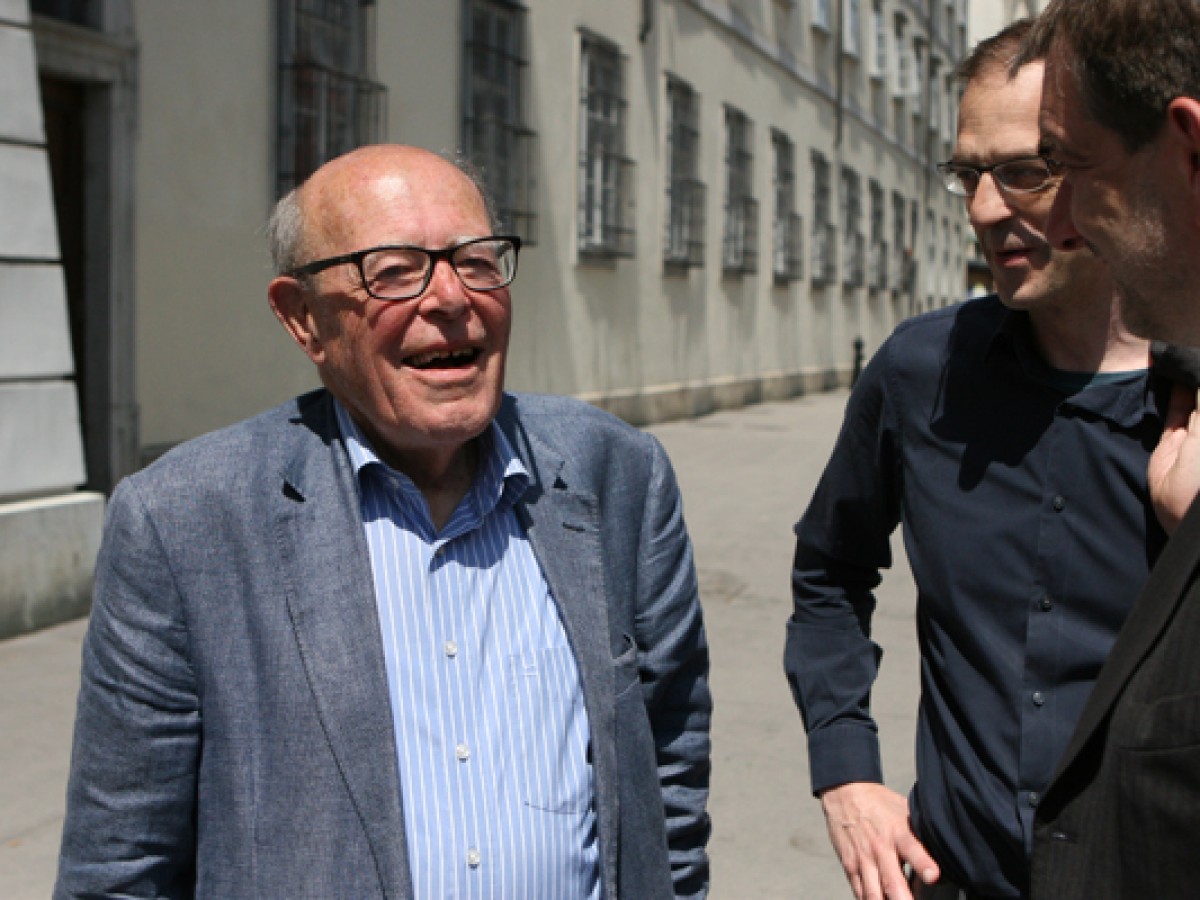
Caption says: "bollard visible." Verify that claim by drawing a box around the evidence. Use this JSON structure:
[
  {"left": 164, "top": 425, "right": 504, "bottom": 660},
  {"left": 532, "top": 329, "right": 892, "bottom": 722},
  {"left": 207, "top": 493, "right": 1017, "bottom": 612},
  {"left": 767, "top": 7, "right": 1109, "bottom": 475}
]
[{"left": 851, "top": 336, "right": 864, "bottom": 387}]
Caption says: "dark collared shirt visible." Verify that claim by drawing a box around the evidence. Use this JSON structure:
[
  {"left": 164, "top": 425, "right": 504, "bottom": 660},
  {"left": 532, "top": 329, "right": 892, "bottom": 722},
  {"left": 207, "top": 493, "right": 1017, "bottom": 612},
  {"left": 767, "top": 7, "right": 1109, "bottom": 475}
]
[{"left": 785, "top": 296, "right": 1169, "bottom": 898}]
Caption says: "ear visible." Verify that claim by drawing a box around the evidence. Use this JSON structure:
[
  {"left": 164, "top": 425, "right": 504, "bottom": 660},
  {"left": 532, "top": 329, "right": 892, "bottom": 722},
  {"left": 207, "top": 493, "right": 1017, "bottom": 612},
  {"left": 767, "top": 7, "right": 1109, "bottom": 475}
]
[
  {"left": 267, "top": 276, "right": 326, "bottom": 364},
  {"left": 1166, "top": 97, "right": 1200, "bottom": 203}
]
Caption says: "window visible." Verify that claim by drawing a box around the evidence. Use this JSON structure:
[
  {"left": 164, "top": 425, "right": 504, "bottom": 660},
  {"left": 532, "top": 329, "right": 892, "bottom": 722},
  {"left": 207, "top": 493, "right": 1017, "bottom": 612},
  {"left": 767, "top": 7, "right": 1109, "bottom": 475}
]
[
  {"left": 869, "top": 180, "right": 888, "bottom": 291},
  {"left": 462, "top": 0, "right": 538, "bottom": 242},
  {"left": 31, "top": 0, "right": 93, "bottom": 26},
  {"left": 843, "top": 0, "right": 862, "bottom": 57},
  {"left": 841, "top": 166, "right": 864, "bottom": 287},
  {"left": 722, "top": 106, "right": 757, "bottom": 274},
  {"left": 771, "top": 130, "right": 803, "bottom": 283},
  {"left": 892, "top": 15, "right": 911, "bottom": 99},
  {"left": 869, "top": 1, "right": 888, "bottom": 79},
  {"left": 664, "top": 76, "right": 706, "bottom": 269},
  {"left": 892, "top": 190, "right": 913, "bottom": 294},
  {"left": 812, "top": 0, "right": 832, "bottom": 31},
  {"left": 929, "top": 58, "right": 941, "bottom": 131},
  {"left": 578, "top": 32, "right": 635, "bottom": 257},
  {"left": 276, "top": 0, "right": 386, "bottom": 196},
  {"left": 811, "top": 151, "right": 836, "bottom": 285},
  {"left": 912, "top": 39, "right": 926, "bottom": 117}
]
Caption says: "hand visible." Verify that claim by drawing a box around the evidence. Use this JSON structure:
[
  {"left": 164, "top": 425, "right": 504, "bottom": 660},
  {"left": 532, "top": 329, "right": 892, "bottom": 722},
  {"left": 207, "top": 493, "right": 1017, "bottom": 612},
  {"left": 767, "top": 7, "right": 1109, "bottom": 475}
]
[
  {"left": 819, "top": 782, "right": 940, "bottom": 900},
  {"left": 1148, "top": 384, "right": 1200, "bottom": 534}
]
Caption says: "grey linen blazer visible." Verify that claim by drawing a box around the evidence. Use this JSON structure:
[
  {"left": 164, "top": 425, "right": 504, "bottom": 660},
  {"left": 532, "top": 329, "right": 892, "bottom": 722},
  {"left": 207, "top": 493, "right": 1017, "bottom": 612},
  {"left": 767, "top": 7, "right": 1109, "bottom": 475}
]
[{"left": 55, "top": 389, "right": 712, "bottom": 899}]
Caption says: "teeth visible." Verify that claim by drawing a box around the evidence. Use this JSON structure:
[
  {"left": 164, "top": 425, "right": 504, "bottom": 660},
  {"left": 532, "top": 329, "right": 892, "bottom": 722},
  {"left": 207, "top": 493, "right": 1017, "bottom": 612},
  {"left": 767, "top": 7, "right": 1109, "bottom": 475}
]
[{"left": 408, "top": 348, "right": 476, "bottom": 367}]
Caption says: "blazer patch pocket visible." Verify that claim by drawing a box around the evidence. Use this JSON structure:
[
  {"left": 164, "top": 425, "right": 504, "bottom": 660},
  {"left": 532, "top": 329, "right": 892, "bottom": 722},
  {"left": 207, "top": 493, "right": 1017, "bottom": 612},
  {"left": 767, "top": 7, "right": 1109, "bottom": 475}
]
[{"left": 507, "top": 647, "right": 594, "bottom": 814}]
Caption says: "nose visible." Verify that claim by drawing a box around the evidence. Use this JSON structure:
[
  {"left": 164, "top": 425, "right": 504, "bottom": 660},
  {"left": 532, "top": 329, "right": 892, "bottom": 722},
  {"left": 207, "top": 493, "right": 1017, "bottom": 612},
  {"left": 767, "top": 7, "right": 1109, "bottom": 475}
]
[
  {"left": 965, "top": 171, "right": 1013, "bottom": 230},
  {"left": 1042, "top": 175, "right": 1085, "bottom": 251},
  {"left": 417, "top": 256, "right": 470, "bottom": 318}
]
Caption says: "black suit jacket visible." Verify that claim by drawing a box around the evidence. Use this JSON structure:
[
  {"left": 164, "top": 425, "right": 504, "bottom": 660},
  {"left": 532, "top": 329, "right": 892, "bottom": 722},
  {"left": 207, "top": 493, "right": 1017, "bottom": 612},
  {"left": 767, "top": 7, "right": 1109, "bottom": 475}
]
[{"left": 1030, "top": 497, "right": 1200, "bottom": 898}]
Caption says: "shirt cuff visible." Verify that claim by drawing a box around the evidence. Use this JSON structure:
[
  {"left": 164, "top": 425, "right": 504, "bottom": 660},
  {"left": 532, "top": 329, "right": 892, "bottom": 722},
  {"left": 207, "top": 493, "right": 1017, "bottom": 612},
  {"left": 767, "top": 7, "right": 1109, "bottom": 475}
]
[{"left": 806, "top": 722, "right": 884, "bottom": 796}]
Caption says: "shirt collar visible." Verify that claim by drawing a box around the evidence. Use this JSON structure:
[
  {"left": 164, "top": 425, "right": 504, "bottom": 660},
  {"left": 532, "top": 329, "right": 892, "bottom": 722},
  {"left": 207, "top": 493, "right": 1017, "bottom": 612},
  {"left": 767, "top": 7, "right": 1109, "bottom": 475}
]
[
  {"left": 333, "top": 398, "right": 530, "bottom": 520},
  {"left": 984, "top": 305, "right": 1161, "bottom": 429}
]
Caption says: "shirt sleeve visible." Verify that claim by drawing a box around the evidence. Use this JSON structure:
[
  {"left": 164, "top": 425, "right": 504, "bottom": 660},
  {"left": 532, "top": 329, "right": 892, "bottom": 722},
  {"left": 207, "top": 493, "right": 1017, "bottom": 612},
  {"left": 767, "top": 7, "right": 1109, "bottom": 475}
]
[
  {"left": 784, "top": 345, "right": 903, "bottom": 796},
  {"left": 55, "top": 477, "right": 201, "bottom": 899},
  {"left": 636, "top": 435, "right": 713, "bottom": 898}
]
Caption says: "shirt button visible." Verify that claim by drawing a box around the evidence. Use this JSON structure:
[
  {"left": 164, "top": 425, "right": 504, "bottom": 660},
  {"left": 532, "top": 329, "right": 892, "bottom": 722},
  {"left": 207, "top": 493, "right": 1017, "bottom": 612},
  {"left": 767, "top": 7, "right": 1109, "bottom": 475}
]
[
  {"left": 1032, "top": 691, "right": 1046, "bottom": 707},
  {"left": 1052, "top": 494, "right": 1067, "bottom": 511},
  {"left": 444, "top": 640, "right": 459, "bottom": 658},
  {"left": 1040, "top": 596, "right": 1054, "bottom": 612},
  {"left": 455, "top": 743, "right": 471, "bottom": 762},
  {"left": 466, "top": 848, "right": 482, "bottom": 868},
  {"left": 1028, "top": 791, "right": 1041, "bottom": 807}
]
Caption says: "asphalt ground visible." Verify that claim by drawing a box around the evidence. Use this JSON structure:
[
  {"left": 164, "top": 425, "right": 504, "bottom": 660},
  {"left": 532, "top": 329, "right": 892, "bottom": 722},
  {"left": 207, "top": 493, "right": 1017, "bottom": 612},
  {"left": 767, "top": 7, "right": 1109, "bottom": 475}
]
[{"left": 0, "top": 389, "right": 921, "bottom": 899}]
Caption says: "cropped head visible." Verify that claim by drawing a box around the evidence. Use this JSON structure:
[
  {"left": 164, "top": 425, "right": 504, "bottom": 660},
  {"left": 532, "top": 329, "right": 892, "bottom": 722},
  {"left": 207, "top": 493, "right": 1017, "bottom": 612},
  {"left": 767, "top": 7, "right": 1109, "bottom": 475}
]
[
  {"left": 266, "top": 145, "right": 518, "bottom": 473},
  {"left": 1022, "top": 0, "right": 1200, "bottom": 343},
  {"left": 940, "top": 19, "right": 1108, "bottom": 314}
]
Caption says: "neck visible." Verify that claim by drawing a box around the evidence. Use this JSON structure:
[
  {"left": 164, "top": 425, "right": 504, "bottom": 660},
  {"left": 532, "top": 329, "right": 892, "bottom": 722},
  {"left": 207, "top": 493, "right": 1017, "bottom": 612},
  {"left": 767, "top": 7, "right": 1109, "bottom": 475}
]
[
  {"left": 1026, "top": 297, "right": 1150, "bottom": 374},
  {"left": 379, "top": 439, "right": 480, "bottom": 531}
]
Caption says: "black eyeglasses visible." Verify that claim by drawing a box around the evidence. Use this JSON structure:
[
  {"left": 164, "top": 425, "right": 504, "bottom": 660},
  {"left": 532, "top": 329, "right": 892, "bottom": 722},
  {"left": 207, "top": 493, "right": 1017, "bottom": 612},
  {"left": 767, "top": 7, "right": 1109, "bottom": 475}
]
[
  {"left": 288, "top": 235, "right": 522, "bottom": 301},
  {"left": 935, "top": 157, "right": 1060, "bottom": 198}
]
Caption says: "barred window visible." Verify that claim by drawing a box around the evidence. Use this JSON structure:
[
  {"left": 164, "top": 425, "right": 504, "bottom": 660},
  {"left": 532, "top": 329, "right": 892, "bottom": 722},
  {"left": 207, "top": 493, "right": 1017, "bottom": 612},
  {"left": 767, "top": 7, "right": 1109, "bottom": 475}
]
[
  {"left": 811, "top": 151, "right": 837, "bottom": 286},
  {"left": 841, "top": 166, "right": 864, "bottom": 287},
  {"left": 664, "top": 76, "right": 705, "bottom": 269},
  {"left": 869, "top": 179, "right": 888, "bottom": 292},
  {"left": 462, "top": 0, "right": 538, "bottom": 242},
  {"left": 276, "top": 0, "right": 386, "bottom": 196},
  {"left": 771, "top": 130, "right": 802, "bottom": 284},
  {"left": 578, "top": 32, "right": 635, "bottom": 258},
  {"left": 722, "top": 106, "right": 757, "bottom": 275}
]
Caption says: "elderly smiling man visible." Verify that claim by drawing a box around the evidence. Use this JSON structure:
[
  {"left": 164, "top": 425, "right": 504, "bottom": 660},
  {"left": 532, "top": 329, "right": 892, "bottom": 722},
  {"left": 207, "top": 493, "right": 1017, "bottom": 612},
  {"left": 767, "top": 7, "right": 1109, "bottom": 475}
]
[{"left": 55, "top": 145, "right": 712, "bottom": 900}]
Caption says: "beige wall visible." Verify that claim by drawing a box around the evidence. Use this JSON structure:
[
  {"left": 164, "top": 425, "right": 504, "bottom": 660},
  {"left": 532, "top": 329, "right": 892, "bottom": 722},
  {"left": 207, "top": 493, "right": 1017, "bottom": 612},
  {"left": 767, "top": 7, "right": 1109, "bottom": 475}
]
[{"left": 130, "top": 0, "right": 970, "bottom": 451}]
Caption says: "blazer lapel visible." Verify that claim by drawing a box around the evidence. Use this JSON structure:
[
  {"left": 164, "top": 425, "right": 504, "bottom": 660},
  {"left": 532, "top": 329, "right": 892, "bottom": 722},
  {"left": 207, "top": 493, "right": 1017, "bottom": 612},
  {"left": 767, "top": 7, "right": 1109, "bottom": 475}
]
[
  {"left": 501, "top": 404, "right": 622, "bottom": 900},
  {"left": 272, "top": 396, "right": 413, "bottom": 898},
  {"left": 1052, "top": 496, "right": 1200, "bottom": 782}
]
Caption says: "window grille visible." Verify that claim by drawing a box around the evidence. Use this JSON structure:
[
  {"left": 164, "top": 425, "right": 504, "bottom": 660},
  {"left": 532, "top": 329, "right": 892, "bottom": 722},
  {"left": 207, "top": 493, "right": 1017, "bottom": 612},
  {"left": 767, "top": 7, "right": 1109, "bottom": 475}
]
[
  {"left": 462, "top": 0, "right": 538, "bottom": 243},
  {"left": 723, "top": 107, "right": 757, "bottom": 274},
  {"left": 811, "top": 151, "right": 837, "bottom": 286},
  {"left": 664, "top": 76, "right": 705, "bottom": 269},
  {"left": 578, "top": 33, "right": 635, "bottom": 258},
  {"left": 276, "top": 0, "right": 386, "bottom": 196},
  {"left": 868, "top": 180, "right": 887, "bottom": 291},
  {"left": 892, "top": 190, "right": 908, "bottom": 294},
  {"left": 772, "top": 130, "right": 802, "bottom": 283}
]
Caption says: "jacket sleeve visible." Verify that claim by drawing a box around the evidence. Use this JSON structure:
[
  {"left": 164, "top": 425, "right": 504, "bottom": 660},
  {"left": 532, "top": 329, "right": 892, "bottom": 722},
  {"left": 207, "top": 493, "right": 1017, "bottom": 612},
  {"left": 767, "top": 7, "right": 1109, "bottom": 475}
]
[
  {"left": 783, "top": 347, "right": 902, "bottom": 796},
  {"left": 636, "top": 435, "right": 713, "bottom": 898},
  {"left": 55, "top": 477, "right": 201, "bottom": 899}
]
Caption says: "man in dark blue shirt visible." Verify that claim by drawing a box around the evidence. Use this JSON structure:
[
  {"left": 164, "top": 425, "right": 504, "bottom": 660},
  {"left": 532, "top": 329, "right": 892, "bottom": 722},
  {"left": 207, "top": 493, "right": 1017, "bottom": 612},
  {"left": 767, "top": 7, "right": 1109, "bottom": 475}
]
[{"left": 784, "top": 20, "right": 1171, "bottom": 900}]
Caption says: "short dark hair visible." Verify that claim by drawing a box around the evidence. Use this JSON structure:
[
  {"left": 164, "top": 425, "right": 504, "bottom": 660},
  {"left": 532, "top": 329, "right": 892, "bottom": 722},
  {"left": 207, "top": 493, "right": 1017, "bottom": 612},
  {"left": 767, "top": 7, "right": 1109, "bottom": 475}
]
[
  {"left": 956, "top": 18, "right": 1034, "bottom": 84},
  {"left": 1019, "top": 0, "right": 1200, "bottom": 152}
]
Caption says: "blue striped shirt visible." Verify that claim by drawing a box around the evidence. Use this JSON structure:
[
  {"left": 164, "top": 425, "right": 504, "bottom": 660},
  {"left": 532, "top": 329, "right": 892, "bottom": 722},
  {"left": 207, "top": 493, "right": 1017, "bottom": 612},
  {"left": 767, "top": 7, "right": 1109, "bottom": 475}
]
[{"left": 336, "top": 401, "right": 602, "bottom": 900}]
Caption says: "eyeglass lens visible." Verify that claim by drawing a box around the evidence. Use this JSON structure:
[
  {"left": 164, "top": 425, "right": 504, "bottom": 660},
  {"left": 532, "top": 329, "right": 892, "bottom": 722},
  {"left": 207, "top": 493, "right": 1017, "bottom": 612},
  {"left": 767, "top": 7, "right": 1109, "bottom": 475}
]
[
  {"left": 361, "top": 239, "right": 517, "bottom": 299},
  {"left": 941, "top": 158, "right": 1054, "bottom": 196}
]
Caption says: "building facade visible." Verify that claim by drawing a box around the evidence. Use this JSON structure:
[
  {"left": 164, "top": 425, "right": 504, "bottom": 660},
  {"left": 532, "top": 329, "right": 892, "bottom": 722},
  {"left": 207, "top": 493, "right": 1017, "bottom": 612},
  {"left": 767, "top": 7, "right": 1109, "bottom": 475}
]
[{"left": 2, "top": 0, "right": 973, "bottom": 635}]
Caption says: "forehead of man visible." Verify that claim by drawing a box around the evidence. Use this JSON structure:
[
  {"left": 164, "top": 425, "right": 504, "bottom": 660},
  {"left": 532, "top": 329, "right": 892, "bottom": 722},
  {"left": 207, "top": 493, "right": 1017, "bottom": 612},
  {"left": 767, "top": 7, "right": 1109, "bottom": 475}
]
[
  {"left": 303, "top": 146, "right": 490, "bottom": 253},
  {"left": 956, "top": 62, "right": 1044, "bottom": 160}
]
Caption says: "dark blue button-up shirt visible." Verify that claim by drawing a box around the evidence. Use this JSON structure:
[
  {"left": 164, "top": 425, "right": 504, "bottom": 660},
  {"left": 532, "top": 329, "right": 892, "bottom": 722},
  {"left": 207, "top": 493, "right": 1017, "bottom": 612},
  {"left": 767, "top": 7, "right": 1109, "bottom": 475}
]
[{"left": 785, "top": 296, "right": 1170, "bottom": 898}]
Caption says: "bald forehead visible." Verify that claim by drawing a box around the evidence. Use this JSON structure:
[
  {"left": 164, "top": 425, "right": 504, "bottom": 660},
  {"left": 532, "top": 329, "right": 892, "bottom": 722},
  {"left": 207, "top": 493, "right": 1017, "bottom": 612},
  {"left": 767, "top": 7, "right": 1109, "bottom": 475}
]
[{"left": 299, "top": 146, "right": 488, "bottom": 249}]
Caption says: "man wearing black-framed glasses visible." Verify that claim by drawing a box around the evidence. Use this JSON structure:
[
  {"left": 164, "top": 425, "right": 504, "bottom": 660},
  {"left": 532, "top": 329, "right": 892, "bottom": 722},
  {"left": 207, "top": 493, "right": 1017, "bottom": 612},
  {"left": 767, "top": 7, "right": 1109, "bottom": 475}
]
[
  {"left": 56, "top": 145, "right": 712, "bottom": 899},
  {"left": 785, "top": 19, "right": 1173, "bottom": 900}
]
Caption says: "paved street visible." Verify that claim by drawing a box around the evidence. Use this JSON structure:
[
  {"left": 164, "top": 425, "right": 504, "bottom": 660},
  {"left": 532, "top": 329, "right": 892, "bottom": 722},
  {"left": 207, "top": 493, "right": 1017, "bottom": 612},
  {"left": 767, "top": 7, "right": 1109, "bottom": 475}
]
[{"left": 0, "top": 389, "right": 921, "bottom": 899}]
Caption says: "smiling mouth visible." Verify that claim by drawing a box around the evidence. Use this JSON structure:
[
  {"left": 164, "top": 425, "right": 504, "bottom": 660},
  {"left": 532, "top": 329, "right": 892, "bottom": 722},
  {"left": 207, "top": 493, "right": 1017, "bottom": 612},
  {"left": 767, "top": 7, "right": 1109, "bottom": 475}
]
[{"left": 405, "top": 348, "right": 482, "bottom": 370}]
